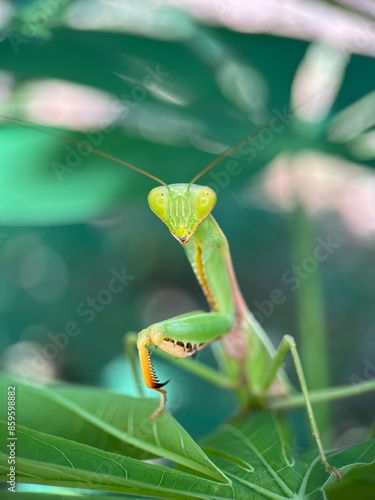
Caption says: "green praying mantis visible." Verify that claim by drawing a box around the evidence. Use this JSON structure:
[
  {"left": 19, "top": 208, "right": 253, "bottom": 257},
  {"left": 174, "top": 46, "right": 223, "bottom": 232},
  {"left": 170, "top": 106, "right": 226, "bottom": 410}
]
[
  {"left": 3, "top": 113, "right": 375, "bottom": 482},
  {"left": 127, "top": 161, "right": 344, "bottom": 475}
]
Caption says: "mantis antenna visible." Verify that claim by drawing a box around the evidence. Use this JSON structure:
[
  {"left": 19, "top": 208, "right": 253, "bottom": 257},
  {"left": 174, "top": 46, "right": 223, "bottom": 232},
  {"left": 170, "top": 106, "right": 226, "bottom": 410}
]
[
  {"left": 189, "top": 86, "right": 331, "bottom": 185},
  {"left": 0, "top": 114, "right": 167, "bottom": 186},
  {"left": 3, "top": 84, "right": 327, "bottom": 188},
  {"left": 189, "top": 116, "right": 280, "bottom": 185}
]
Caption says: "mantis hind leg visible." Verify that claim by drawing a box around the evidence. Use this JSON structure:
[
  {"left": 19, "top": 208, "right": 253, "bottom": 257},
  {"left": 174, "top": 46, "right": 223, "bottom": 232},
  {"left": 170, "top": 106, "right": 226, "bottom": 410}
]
[{"left": 261, "top": 335, "right": 343, "bottom": 480}]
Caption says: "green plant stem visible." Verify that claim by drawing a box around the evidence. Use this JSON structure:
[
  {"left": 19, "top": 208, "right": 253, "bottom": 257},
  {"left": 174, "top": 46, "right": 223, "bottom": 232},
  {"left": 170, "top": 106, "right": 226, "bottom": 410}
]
[
  {"left": 269, "top": 378, "right": 375, "bottom": 410},
  {"left": 290, "top": 199, "right": 331, "bottom": 443}
]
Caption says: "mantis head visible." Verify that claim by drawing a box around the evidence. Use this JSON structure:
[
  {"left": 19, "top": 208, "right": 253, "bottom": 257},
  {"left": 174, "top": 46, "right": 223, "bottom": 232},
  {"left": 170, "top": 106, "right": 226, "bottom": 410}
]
[{"left": 148, "top": 183, "right": 217, "bottom": 244}]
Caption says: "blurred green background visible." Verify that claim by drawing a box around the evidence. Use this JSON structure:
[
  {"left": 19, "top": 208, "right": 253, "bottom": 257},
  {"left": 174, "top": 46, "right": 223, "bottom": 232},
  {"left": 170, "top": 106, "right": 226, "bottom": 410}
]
[{"left": 0, "top": 0, "right": 374, "bottom": 442}]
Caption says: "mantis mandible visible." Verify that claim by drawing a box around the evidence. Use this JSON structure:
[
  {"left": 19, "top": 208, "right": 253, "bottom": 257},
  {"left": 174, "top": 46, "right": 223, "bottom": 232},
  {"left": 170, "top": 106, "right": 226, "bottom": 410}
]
[{"left": 4, "top": 114, "right": 375, "bottom": 481}]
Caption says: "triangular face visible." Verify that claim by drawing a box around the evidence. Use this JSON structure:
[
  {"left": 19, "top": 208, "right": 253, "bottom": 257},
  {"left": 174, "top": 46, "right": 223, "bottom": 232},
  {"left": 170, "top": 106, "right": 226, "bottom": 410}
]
[{"left": 148, "top": 183, "right": 217, "bottom": 243}]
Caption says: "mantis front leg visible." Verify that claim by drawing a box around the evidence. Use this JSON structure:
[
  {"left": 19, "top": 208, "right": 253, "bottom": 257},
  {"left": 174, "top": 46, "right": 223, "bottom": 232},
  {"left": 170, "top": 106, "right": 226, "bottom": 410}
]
[{"left": 136, "top": 310, "right": 233, "bottom": 418}]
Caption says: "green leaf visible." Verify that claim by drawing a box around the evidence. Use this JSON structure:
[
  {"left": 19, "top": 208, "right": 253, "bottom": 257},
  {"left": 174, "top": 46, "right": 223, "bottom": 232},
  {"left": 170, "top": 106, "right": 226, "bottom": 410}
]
[
  {"left": 0, "top": 376, "right": 373, "bottom": 499},
  {"left": 201, "top": 412, "right": 375, "bottom": 499},
  {"left": 326, "top": 462, "right": 375, "bottom": 500},
  {"left": 0, "top": 415, "right": 373, "bottom": 499},
  {"left": 0, "top": 375, "right": 226, "bottom": 482},
  {"left": 0, "top": 421, "right": 232, "bottom": 499},
  {"left": 0, "top": 495, "right": 119, "bottom": 500},
  {"left": 0, "top": 494, "right": 144, "bottom": 500}
]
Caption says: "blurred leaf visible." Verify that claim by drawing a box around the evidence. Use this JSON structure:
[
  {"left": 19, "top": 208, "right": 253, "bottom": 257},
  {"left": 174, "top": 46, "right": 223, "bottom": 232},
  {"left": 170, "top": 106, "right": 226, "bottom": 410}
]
[
  {"left": 0, "top": 495, "right": 117, "bottom": 500},
  {"left": 1, "top": 20, "right": 374, "bottom": 225},
  {"left": 326, "top": 462, "right": 375, "bottom": 500}
]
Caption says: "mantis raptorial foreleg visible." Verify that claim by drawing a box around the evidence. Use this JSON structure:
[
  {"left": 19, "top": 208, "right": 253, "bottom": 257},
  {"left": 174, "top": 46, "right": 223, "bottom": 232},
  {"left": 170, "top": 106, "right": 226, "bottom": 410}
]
[
  {"left": 135, "top": 310, "right": 232, "bottom": 418},
  {"left": 125, "top": 331, "right": 237, "bottom": 400}
]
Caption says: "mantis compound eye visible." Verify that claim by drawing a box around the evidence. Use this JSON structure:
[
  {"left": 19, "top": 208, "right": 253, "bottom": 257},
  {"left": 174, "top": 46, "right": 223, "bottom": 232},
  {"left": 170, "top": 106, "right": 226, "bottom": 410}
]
[
  {"left": 193, "top": 186, "right": 217, "bottom": 220},
  {"left": 148, "top": 186, "right": 169, "bottom": 220}
]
